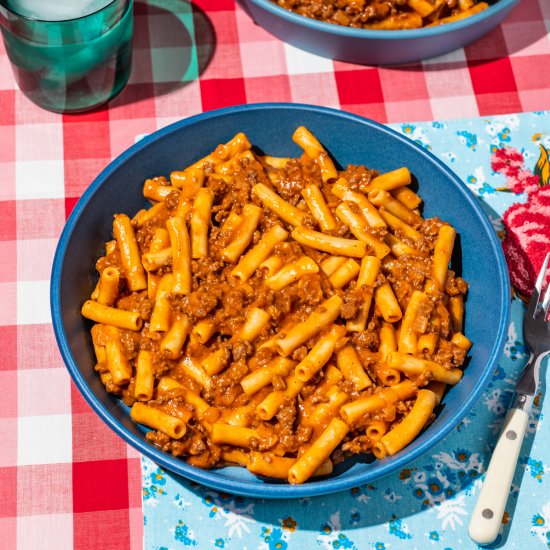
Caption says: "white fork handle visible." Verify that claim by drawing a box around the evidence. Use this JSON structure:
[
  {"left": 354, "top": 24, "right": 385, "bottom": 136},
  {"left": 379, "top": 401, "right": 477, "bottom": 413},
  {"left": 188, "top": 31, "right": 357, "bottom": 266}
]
[{"left": 469, "top": 407, "right": 528, "bottom": 545}]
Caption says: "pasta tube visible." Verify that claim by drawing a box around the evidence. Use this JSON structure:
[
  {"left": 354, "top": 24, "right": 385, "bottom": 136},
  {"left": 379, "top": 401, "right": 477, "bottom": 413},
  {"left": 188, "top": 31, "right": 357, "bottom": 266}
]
[
  {"left": 292, "top": 126, "right": 338, "bottom": 182},
  {"left": 335, "top": 202, "right": 390, "bottom": 258},
  {"left": 149, "top": 273, "right": 173, "bottom": 332},
  {"left": 135, "top": 350, "right": 154, "bottom": 401},
  {"left": 336, "top": 345, "right": 372, "bottom": 390},
  {"left": 104, "top": 326, "right": 133, "bottom": 385},
  {"left": 257, "top": 373, "right": 305, "bottom": 420},
  {"left": 387, "top": 352, "right": 463, "bottom": 385},
  {"left": 369, "top": 167, "right": 411, "bottom": 191},
  {"left": 81, "top": 300, "right": 142, "bottom": 331},
  {"left": 190, "top": 188, "right": 214, "bottom": 258},
  {"left": 143, "top": 179, "right": 177, "bottom": 202},
  {"left": 240, "top": 357, "right": 295, "bottom": 396},
  {"left": 433, "top": 224, "right": 456, "bottom": 291},
  {"left": 398, "top": 290, "right": 429, "bottom": 354},
  {"left": 232, "top": 224, "right": 288, "bottom": 282},
  {"left": 222, "top": 204, "right": 263, "bottom": 263},
  {"left": 211, "top": 424, "right": 260, "bottom": 449},
  {"left": 252, "top": 183, "right": 306, "bottom": 226},
  {"left": 328, "top": 258, "right": 361, "bottom": 289},
  {"left": 295, "top": 325, "right": 346, "bottom": 382},
  {"left": 373, "top": 389, "right": 437, "bottom": 458},
  {"left": 113, "top": 214, "right": 146, "bottom": 291},
  {"left": 265, "top": 256, "right": 319, "bottom": 290},
  {"left": 160, "top": 315, "right": 192, "bottom": 359},
  {"left": 131, "top": 402, "right": 186, "bottom": 439},
  {"left": 320, "top": 255, "right": 347, "bottom": 276},
  {"left": 239, "top": 307, "right": 271, "bottom": 342},
  {"left": 302, "top": 184, "right": 337, "bottom": 231},
  {"left": 166, "top": 216, "right": 192, "bottom": 295},
  {"left": 368, "top": 189, "right": 422, "bottom": 226},
  {"left": 346, "top": 255, "right": 381, "bottom": 332},
  {"left": 288, "top": 418, "right": 349, "bottom": 484},
  {"left": 374, "top": 281, "right": 402, "bottom": 323},
  {"left": 291, "top": 227, "right": 367, "bottom": 258},
  {"left": 275, "top": 295, "right": 343, "bottom": 357},
  {"left": 96, "top": 267, "right": 120, "bottom": 306}
]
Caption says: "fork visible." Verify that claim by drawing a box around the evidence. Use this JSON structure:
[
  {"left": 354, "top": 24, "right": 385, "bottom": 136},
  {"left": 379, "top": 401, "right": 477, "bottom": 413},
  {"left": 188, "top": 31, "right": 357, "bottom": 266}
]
[{"left": 469, "top": 252, "right": 550, "bottom": 545}]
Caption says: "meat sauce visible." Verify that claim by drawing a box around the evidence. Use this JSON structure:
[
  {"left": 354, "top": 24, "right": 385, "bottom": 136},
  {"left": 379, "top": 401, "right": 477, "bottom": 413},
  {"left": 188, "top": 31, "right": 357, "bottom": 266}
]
[
  {"left": 91, "top": 150, "right": 468, "bottom": 469},
  {"left": 271, "top": 0, "right": 486, "bottom": 29}
]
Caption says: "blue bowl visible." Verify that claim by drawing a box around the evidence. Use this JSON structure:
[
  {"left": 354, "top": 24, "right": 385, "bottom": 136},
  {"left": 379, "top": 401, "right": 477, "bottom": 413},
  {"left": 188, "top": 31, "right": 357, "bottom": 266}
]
[
  {"left": 51, "top": 103, "right": 510, "bottom": 498},
  {"left": 242, "top": 0, "right": 519, "bottom": 65}
]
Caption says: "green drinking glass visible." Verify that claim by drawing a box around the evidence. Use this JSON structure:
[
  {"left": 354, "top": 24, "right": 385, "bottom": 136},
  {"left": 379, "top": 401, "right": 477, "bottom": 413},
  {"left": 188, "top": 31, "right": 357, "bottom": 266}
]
[{"left": 0, "top": 0, "right": 133, "bottom": 113}]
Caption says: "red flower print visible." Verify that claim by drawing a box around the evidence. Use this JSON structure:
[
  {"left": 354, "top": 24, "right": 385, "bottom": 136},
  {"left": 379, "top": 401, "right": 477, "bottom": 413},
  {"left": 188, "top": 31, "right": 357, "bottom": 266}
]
[
  {"left": 491, "top": 147, "right": 541, "bottom": 195},
  {"left": 500, "top": 144, "right": 550, "bottom": 296},
  {"left": 502, "top": 186, "right": 550, "bottom": 296}
]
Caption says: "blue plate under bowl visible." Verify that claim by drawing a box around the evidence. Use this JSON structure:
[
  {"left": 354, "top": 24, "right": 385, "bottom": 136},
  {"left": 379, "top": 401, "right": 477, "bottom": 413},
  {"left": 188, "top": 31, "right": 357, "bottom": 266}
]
[
  {"left": 51, "top": 103, "right": 510, "bottom": 498},
  {"left": 241, "top": 0, "right": 519, "bottom": 65}
]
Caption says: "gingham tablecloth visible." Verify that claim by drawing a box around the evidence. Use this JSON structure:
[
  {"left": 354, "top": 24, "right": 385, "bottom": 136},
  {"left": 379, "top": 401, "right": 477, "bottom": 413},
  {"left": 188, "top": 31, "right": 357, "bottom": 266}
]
[{"left": 1, "top": 0, "right": 549, "bottom": 548}]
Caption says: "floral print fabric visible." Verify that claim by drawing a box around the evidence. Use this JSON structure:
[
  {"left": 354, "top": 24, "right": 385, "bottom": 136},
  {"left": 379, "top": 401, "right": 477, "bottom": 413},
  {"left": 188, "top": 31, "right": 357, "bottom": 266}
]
[{"left": 143, "top": 111, "right": 550, "bottom": 550}]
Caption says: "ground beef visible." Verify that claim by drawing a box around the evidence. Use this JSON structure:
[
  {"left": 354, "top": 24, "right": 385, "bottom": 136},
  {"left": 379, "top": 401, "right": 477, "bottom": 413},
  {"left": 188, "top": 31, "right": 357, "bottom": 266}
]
[
  {"left": 185, "top": 290, "right": 219, "bottom": 320},
  {"left": 272, "top": 0, "right": 486, "bottom": 30},
  {"left": 446, "top": 275, "right": 469, "bottom": 296},
  {"left": 88, "top": 138, "right": 470, "bottom": 475},
  {"left": 164, "top": 190, "right": 180, "bottom": 213}
]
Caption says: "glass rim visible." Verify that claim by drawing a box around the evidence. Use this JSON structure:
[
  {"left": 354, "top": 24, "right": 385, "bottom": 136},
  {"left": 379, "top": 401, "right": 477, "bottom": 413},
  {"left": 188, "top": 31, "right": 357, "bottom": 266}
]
[{"left": 1, "top": 0, "right": 123, "bottom": 23}]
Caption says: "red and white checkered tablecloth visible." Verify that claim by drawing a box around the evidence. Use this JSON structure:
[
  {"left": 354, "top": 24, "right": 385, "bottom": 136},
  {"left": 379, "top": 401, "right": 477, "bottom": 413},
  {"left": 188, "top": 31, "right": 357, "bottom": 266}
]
[{"left": 1, "top": 0, "right": 549, "bottom": 547}]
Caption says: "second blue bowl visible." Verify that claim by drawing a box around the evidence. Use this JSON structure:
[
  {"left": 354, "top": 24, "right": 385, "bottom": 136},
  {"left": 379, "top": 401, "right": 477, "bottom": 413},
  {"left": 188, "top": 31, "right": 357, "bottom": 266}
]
[{"left": 242, "top": 0, "right": 519, "bottom": 65}]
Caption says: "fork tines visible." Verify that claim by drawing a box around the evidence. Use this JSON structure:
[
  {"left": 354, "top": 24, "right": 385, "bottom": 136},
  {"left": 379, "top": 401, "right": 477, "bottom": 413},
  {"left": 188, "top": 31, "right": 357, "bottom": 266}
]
[{"left": 528, "top": 252, "right": 550, "bottom": 318}]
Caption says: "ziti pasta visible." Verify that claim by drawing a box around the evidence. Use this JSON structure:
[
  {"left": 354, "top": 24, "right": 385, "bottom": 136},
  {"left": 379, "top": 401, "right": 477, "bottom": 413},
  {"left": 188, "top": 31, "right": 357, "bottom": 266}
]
[
  {"left": 270, "top": 0, "right": 489, "bottom": 29},
  {"left": 82, "top": 127, "right": 470, "bottom": 484}
]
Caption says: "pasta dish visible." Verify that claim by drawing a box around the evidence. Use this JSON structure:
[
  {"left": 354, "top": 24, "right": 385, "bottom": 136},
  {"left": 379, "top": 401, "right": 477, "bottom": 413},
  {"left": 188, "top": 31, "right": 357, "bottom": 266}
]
[
  {"left": 81, "top": 127, "right": 470, "bottom": 484},
  {"left": 270, "top": 0, "right": 489, "bottom": 29}
]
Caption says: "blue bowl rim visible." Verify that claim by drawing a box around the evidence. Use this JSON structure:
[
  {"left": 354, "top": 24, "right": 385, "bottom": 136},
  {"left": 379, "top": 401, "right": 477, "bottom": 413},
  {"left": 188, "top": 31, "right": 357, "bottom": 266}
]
[
  {"left": 245, "top": 0, "right": 518, "bottom": 40},
  {"left": 51, "top": 102, "right": 511, "bottom": 499}
]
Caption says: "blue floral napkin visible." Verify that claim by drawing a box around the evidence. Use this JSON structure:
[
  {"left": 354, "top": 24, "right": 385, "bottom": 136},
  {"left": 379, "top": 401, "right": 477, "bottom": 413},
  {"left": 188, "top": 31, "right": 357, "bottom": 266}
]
[{"left": 142, "top": 111, "right": 550, "bottom": 550}]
